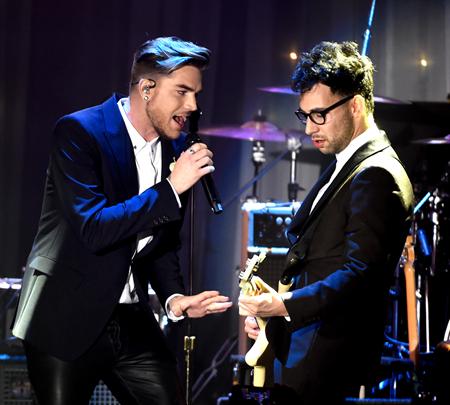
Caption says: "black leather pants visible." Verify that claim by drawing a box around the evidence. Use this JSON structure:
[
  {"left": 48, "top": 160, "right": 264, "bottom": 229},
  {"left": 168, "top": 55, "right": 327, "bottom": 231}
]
[{"left": 24, "top": 304, "right": 184, "bottom": 405}]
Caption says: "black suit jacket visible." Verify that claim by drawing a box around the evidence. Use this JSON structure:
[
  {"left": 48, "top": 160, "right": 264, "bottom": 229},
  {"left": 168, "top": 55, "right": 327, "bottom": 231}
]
[
  {"left": 266, "top": 131, "right": 414, "bottom": 402},
  {"left": 13, "top": 95, "right": 188, "bottom": 361}
]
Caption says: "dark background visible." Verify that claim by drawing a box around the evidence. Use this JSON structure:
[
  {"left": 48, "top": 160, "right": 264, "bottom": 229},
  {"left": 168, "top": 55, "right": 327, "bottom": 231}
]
[{"left": 1, "top": 0, "right": 450, "bottom": 403}]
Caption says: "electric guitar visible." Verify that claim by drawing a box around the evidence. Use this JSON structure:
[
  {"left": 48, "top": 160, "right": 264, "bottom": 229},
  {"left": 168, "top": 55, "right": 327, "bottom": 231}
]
[{"left": 239, "top": 252, "right": 293, "bottom": 387}]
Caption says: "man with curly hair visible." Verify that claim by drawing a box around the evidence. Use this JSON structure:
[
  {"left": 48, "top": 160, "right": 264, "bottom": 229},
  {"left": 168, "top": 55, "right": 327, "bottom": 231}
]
[{"left": 240, "top": 41, "right": 414, "bottom": 404}]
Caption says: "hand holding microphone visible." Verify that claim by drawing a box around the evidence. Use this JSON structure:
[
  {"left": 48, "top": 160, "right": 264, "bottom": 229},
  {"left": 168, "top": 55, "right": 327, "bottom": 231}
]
[
  {"left": 168, "top": 142, "right": 214, "bottom": 194},
  {"left": 168, "top": 109, "right": 223, "bottom": 214}
]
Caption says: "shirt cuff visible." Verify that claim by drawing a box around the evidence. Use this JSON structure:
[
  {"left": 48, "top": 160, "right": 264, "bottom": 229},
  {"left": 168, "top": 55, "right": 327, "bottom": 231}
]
[
  {"left": 280, "top": 292, "right": 291, "bottom": 322},
  {"left": 166, "top": 178, "right": 182, "bottom": 208},
  {"left": 165, "top": 293, "right": 185, "bottom": 322}
]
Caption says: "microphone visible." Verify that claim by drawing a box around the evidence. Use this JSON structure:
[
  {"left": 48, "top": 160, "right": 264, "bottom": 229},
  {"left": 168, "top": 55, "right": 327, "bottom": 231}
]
[{"left": 185, "top": 110, "right": 223, "bottom": 214}]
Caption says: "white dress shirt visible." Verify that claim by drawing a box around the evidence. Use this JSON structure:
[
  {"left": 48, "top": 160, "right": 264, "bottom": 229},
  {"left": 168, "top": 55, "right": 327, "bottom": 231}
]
[{"left": 117, "top": 98, "right": 184, "bottom": 320}]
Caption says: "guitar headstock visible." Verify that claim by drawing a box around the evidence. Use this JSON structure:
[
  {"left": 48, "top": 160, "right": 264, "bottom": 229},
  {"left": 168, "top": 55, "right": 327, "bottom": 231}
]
[{"left": 239, "top": 252, "right": 266, "bottom": 287}]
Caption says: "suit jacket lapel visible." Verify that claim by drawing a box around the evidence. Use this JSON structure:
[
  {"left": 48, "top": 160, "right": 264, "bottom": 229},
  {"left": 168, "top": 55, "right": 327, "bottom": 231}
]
[
  {"left": 287, "top": 160, "right": 336, "bottom": 244},
  {"left": 100, "top": 94, "right": 139, "bottom": 199},
  {"left": 288, "top": 131, "right": 391, "bottom": 244},
  {"left": 310, "top": 131, "right": 391, "bottom": 219}
]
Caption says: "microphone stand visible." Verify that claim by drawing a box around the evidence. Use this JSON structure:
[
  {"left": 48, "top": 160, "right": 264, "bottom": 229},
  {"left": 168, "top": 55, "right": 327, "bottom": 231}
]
[
  {"left": 184, "top": 187, "right": 196, "bottom": 405},
  {"left": 184, "top": 111, "right": 202, "bottom": 405},
  {"left": 183, "top": 109, "right": 223, "bottom": 404}
]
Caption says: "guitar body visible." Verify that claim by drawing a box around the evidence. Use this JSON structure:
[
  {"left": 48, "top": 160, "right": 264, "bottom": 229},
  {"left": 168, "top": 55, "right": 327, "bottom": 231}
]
[{"left": 239, "top": 255, "right": 293, "bottom": 387}]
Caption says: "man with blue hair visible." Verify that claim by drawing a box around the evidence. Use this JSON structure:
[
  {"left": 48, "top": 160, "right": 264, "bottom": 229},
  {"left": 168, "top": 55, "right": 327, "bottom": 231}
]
[{"left": 12, "top": 36, "right": 231, "bottom": 405}]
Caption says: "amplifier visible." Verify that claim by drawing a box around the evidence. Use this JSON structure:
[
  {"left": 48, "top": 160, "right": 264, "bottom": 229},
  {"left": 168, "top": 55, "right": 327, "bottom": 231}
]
[
  {"left": 242, "top": 201, "right": 300, "bottom": 252},
  {"left": 0, "top": 355, "right": 34, "bottom": 404},
  {"left": 241, "top": 202, "right": 300, "bottom": 289},
  {"left": 89, "top": 381, "right": 119, "bottom": 405},
  {"left": 0, "top": 355, "right": 119, "bottom": 405}
]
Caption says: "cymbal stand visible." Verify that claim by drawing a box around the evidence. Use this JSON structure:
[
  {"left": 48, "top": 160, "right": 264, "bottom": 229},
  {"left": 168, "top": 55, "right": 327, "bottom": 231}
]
[
  {"left": 429, "top": 189, "right": 440, "bottom": 278},
  {"left": 250, "top": 141, "right": 266, "bottom": 200},
  {"left": 422, "top": 189, "right": 441, "bottom": 353},
  {"left": 223, "top": 148, "right": 290, "bottom": 209},
  {"left": 286, "top": 134, "right": 302, "bottom": 201}
]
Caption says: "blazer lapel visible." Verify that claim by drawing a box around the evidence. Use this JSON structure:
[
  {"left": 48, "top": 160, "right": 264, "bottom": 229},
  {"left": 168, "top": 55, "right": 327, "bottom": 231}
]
[
  {"left": 100, "top": 94, "right": 139, "bottom": 199},
  {"left": 283, "top": 131, "right": 392, "bottom": 279},
  {"left": 309, "top": 131, "right": 391, "bottom": 219},
  {"left": 287, "top": 160, "right": 336, "bottom": 244},
  {"left": 288, "top": 131, "right": 392, "bottom": 243}
]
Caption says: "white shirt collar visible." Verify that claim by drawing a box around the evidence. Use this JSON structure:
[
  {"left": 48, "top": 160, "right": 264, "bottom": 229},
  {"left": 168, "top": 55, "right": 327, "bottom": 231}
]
[{"left": 117, "top": 97, "right": 160, "bottom": 154}]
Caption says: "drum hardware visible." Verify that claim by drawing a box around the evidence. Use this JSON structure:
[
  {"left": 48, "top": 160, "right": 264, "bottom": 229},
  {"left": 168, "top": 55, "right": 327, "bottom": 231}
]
[
  {"left": 428, "top": 189, "right": 441, "bottom": 279},
  {"left": 381, "top": 156, "right": 450, "bottom": 401},
  {"left": 420, "top": 177, "right": 450, "bottom": 352},
  {"left": 201, "top": 113, "right": 305, "bottom": 207},
  {"left": 412, "top": 134, "right": 450, "bottom": 145},
  {"left": 250, "top": 135, "right": 266, "bottom": 200},
  {"left": 286, "top": 134, "right": 303, "bottom": 202},
  {"left": 199, "top": 112, "right": 292, "bottom": 143},
  {"left": 380, "top": 192, "right": 435, "bottom": 400}
]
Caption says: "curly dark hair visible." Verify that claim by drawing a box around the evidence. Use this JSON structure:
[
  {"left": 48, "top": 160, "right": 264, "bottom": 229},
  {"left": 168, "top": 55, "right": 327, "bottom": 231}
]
[
  {"left": 291, "top": 41, "right": 374, "bottom": 113},
  {"left": 130, "top": 36, "right": 210, "bottom": 89}
]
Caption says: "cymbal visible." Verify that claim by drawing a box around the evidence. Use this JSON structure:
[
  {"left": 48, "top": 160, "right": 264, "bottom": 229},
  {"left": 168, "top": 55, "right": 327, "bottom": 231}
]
[
  {"left": 200, "top": 120, "right": 303, "bottom": 142},
  {"left": 257, "top": 86, "right": 410, "bottom": 105},
  {"left": 257, "top": 86, "right": 299, "bottom": 96},
  {"left": 412, "top": 135, "right": 450, "bottom": 145}
]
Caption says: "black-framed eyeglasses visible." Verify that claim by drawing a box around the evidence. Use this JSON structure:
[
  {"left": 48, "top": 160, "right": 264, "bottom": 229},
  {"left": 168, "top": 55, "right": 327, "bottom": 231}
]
[{"left": 294, "top": 94, "right": 355, "bottom": 125}]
